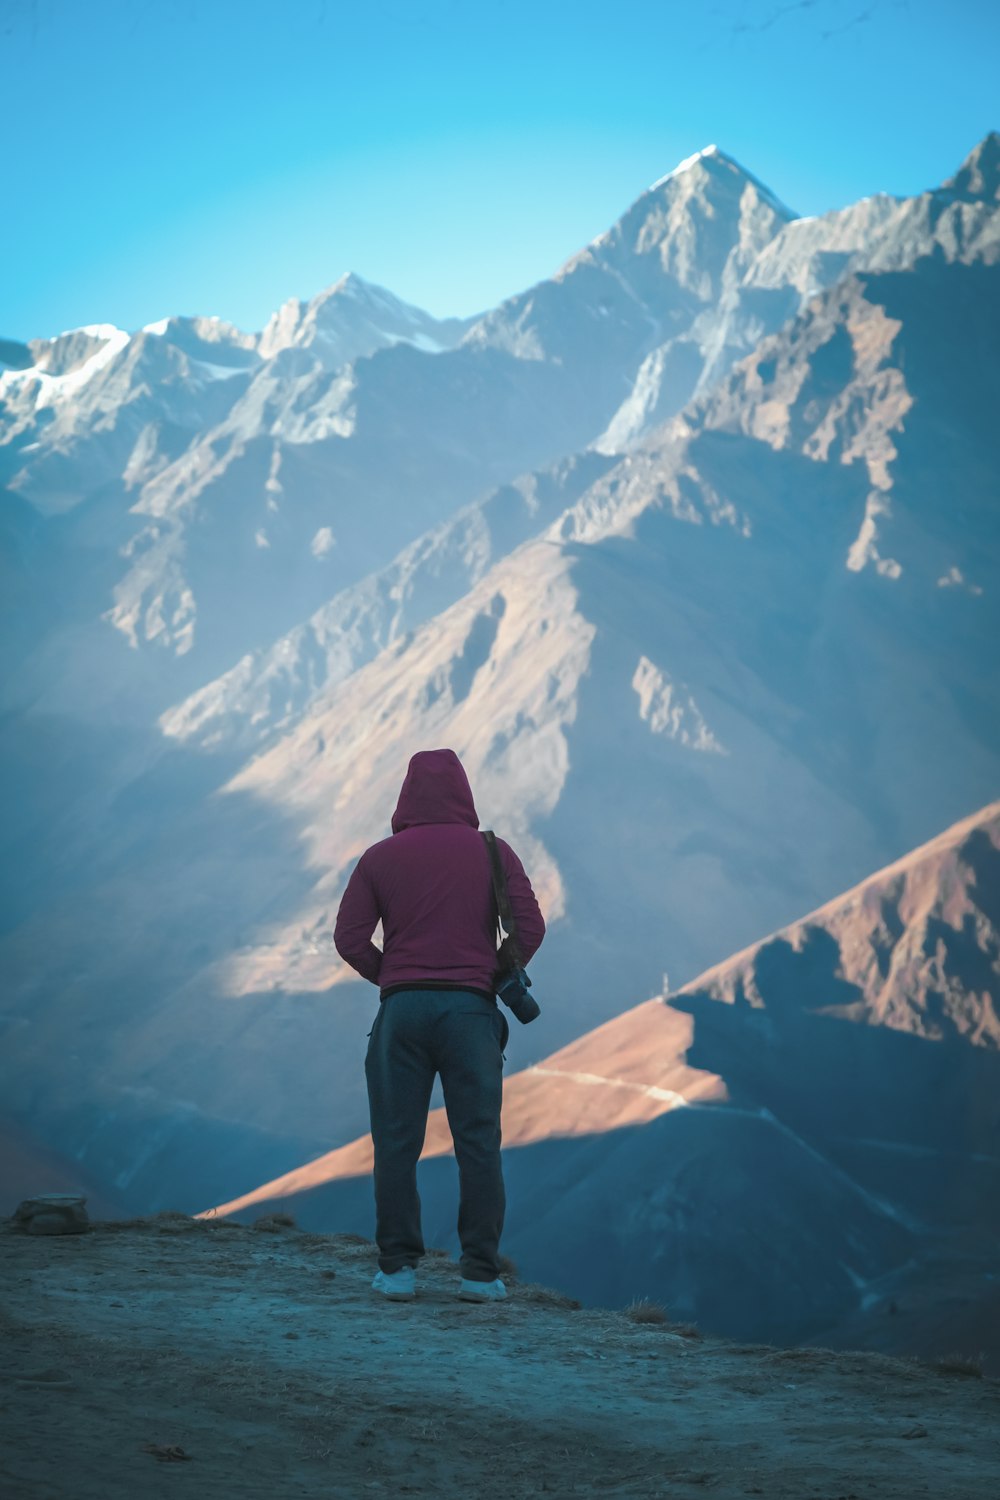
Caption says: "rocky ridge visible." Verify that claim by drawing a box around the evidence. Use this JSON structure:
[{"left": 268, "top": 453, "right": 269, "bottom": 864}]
[{"left": 3, "top": 1212, "right": 998, "bottom": 1500}]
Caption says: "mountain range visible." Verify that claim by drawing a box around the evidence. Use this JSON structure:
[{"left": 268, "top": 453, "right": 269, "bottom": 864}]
[{"left": 1, "top": 132, "right": 998, "bottom": 1257}]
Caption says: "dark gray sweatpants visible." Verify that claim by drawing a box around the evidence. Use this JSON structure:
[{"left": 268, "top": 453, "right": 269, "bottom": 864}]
[{"left": 365, "top": 988, "right": 509, "bottom": 1282}]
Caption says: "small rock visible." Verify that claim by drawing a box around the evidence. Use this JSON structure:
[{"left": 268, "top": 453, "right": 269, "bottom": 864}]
[{"left": 14, "top": 1195, "right": 90, "bottom": 1236}]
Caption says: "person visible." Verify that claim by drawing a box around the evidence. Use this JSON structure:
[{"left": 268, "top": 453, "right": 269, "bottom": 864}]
[{"left": 334, "top": 747, "right": 545, "bottom": 1304}]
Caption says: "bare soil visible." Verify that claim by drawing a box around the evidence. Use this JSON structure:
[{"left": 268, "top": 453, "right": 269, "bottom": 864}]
[{"left": 2, "top": 1213, "right": 998, "bottom": 1499}]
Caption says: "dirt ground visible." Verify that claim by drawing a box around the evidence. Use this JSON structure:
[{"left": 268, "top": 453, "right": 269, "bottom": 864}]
[{"left": 2, "top": 1213, "right": 998, "bottom": 1500}]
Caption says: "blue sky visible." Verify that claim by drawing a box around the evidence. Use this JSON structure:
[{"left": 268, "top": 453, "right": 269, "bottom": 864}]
[{"left": 3, "top": 0, "right": 997, "bottom": 340}]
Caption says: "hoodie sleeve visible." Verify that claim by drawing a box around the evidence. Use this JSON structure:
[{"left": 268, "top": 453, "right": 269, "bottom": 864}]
[
  {"left": 499, "top": 839, "right": 546, "bottom": 967},
  {"left": 334, "top": 853, "right": 383, "bottom": 985}
]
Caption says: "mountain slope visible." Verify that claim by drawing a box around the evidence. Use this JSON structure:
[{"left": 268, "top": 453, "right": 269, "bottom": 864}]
[
  {"left": 2, "top": 136, "right": 998, "bottom": 1219},
  {"left": 156, "top": 450, "right": 617, "bottom": 754},
  {"left": 205, "top": 801, "right": 1000, "bottom": 1354},
  {"left": 170, "top": 244, "right": 1000, "bottom": 1024}
]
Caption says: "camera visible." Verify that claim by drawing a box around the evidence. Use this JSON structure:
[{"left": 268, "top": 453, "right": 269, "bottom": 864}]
[{"left": 496, "top": 965, "right": 541, "bottom": 1025}]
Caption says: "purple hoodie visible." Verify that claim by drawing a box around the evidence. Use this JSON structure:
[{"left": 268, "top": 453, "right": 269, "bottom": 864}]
[{"left": 333, "top": 748, "right": 545, "bottom": 998}]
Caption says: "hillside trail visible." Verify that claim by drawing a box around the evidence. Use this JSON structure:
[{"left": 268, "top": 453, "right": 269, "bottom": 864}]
[{"left": 2, "top": 1214, "right": 997, "bottom": 1500}]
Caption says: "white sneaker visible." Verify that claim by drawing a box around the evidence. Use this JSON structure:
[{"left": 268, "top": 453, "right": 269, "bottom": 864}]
[
  {"left": 458, "top": 1276, "right": 507, "bottom": 1303},
  {"left": 372, "top": 1267, "right": 416, "bottom": 1301}
]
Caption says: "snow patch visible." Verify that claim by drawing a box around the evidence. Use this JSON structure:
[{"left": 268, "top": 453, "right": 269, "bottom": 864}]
[
  {"left": 311, "top": 527, "right": 336, "bottom": 559},
  {"left": 937, "top": 565, "right": 983, "bottom": 596},
  {"left": 0, "top": 325, "right": 130, "bottom": 405},
  {"left": 633, "top": 656, "right": 726, "bottom": 753},
  {"left": 57, "top": 322, "right": 123, "bottom": 341},
  {"left": 331, "top": 271, "right": 364, "bottom": 300},
  {"left": 265, "top": 448, "right": 283, "bottom": 497},
  {"left": 407, "top": 331, "right": 445, "bottom": 353},
  {"left": 190, "top": 358, "right": 252, "bottom": 383},
  {"left": 846, "top": 495, "right": 903, "bottom": 579}
]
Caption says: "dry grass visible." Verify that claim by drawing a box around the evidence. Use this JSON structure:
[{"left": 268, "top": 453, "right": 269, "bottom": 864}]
[
  {"left": 625, "top": 1298, "right": 668, "bottom": 1326},
  {"left": 497, "top": 1254, "right": 519, "bottom": 1278},
  {"left": 81, "top": 1212, "right": 185, "bottom": 1233},
  {"left": 514, "top": 1282, "right": 581, "bottom": 1311},
  {"left": 670, "top": 1322, "right": 704, "bottom": 1341},
  {"left": 932, "top": 1352, "right": 986, "bottom": 1379},
  {"left": 89, "top": 1212, "right": 241, "bottom": 1235},
  {"left": 252, "top": 1212, "right": 297, "bottom": 1232}
]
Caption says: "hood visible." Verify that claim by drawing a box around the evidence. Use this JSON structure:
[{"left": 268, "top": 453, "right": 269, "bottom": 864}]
[{"left": 391, "top": 748, "right": 480, "bottom": 833}]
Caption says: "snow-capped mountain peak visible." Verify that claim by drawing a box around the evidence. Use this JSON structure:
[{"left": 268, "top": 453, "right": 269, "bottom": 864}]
[
  {"left": 257, "top": 272, "right": 470, "bottom": 365},
  {"left": 647, "top": 142, "right": 798, "bottom": 222},
  {"left": 648, "top": 142, "right": 722, "bottom": 189},
  {"left": 0, "top": 323, "right": 130, "bottom": 394}
]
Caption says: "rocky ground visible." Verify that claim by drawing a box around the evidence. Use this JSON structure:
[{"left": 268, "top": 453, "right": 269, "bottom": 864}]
[{"left": 2, "top": 1213, "right": 998, "bottom": 1500}]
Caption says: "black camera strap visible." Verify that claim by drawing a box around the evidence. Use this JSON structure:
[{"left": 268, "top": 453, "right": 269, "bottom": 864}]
[{"left": 482, "top": 830, "right": 523, "bottom": 967}]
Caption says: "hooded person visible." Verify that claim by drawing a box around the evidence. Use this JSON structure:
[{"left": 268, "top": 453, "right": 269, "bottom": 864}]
[{"left": 334, "top": 748, "right": 545, "bottom": 1303}]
